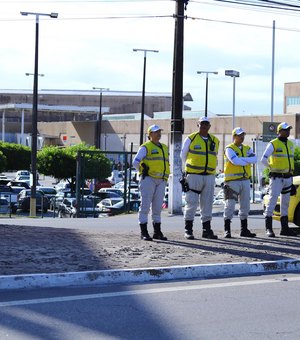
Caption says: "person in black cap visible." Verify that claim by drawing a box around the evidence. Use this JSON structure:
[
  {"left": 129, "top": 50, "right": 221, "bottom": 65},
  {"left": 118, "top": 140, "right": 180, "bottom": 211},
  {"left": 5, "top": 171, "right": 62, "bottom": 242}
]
[
  {"left": 133, "top": 124, "right": 170, "bottom": 241},
  {"left": 180, "top": 116, "right": 219, "bottom": 240},
  {"left": 261, "top": 122, "right": 297, "bottom": 237}
]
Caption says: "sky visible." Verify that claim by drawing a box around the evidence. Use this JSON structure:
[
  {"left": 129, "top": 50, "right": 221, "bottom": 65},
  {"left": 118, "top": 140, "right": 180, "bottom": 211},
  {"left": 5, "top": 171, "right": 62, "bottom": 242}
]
[{"left": 1, "top": 0, "right": 300, "bottom": 117}]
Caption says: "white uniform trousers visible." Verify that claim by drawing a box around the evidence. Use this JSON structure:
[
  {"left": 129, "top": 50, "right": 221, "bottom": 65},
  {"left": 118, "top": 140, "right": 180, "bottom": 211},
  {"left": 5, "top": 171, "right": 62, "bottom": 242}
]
[
  {"left": 224, "top": 179, "right": 250, "bottom": 221},
  {"left": 184, "top": 174, "right": 215, "bottom": 223},
  {"left": 264, "top": 177, "right": 292, "bottom": 218},
  {"left": 138, "top": 176, "right": 166, "bottom": 225}
]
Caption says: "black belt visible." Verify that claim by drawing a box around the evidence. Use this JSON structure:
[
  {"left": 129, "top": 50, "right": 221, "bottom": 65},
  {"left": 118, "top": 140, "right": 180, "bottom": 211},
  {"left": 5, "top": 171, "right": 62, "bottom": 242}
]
[
  {"left": 186, "top": 172, "right": 210, "bottom": 176},
  {"left": 269, "top": 172, "right": 292, "bottom": 179}
]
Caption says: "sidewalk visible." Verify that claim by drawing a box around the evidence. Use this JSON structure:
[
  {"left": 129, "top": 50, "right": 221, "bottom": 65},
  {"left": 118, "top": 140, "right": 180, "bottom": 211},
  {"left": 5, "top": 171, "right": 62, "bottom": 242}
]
[{"left": 1, "top": 205, "right": 300, "bottom": 290}]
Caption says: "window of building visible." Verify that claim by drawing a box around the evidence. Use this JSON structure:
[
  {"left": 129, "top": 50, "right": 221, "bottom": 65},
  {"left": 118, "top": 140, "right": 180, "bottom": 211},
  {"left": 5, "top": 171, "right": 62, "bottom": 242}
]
[{"left": 287, "top": 96, "right": 300, "bottom": 105}]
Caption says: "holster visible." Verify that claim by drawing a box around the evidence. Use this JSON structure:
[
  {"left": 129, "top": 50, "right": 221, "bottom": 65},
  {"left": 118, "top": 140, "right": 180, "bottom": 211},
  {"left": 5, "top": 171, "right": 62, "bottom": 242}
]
[
  {"left": 180, "top": 174, "right": 190, "bottom": 192},
  {"left": 223, "top": 184, "right": 239, "bottom": 201}
]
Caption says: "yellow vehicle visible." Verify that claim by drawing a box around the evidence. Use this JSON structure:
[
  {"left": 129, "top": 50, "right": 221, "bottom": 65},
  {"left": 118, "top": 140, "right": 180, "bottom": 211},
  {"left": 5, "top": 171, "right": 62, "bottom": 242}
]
[{"left": 263, "top": 176, "right": 300, "bottom": 226}]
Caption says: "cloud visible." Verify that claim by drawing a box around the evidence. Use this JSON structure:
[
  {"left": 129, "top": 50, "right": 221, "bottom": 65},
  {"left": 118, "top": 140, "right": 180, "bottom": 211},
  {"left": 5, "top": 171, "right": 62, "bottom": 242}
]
[{"left": 1, "top": 0, "right": 300, "bottom": 117}]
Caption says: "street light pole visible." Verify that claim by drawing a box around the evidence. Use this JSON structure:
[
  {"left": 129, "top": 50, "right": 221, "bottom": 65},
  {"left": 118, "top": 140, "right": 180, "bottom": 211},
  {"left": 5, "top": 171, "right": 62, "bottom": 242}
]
[
  {"left": 92, "top": 87, "right": 109, "bottom": 149},
  {"left": 225, "top": 70, "right": 240, "bottom": 130},
  {"left": 133, "top": 48, "right": 159, "bottom": 146},
  {"left": 197, "top": 71, "right": 218, "bottom": 117},
  {"left": 21, "top": 11, "right": 58, "bottom": 217}
]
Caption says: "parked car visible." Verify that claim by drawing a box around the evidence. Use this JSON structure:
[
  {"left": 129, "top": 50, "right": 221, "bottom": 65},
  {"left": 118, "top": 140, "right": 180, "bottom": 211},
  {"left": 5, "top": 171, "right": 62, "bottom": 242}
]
[
  {"left": 87, "top": 191, "right": 122, "bottom": 206},
  {"left": 37, "top": 186, "right": 57, "bottom": 208},
  {"left": 97, "top": 197, "right": 124, "bottom": 212},
  {"left": 50, "top": 191, "right": 76, "bottom": 211},
  {"left": 0, "top": 198, "right": 9, "bottom": 214},
  {"left": 99, "top": 187, "right": 124, "bottom": 197},
  {"left": 58, "top": 198, "right": 100, "bottom": 218},
  {"left": 15, "top": 175, "right": 30, "bottom": 182},
  {"left": 215, "top": 173, "right": 225, "bottom": 187},
  {"left": 0, "top": 174, "right": 8, "bottom": 180},
  {"left": 16, "top": 170, "right": 30, "bottom": 177},
  {"left": 0, "top": 179, "right": 10, "bottom": 186},
  {"left": 54, "top": 180, "right": 71, "bottom": 191},
  {"left": 7, "top": 180, "right": 30, "bottom": 189},
  {"left": 1, "top": 186, "right": 24, "bottom": 213},
  {"left": 17, "top": 189, "right": 49, "bottom": 213},
  {"left": 99, "top": 199, "right": 141, "bottom": 216},
  {"left": 94, "top": 179, "right": 112, "bottom": 191},
  {"left": 263, "top": 175, "right": 300, "bottom": 226}
]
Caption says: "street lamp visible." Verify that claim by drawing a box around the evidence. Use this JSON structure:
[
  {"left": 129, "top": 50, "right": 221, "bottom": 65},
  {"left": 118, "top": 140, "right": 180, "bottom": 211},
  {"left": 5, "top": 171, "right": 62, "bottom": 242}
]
[
  {"left": 197, "top": 71, "right": 218, "bottom": 117},
  {"left": 225, "top": 70, "right": 240, "bottom": 130},
  {"left": 92, "top": 87, "right": 109, "bottom": 149},
  {"left": 20, "top": 11, "right": 58, "bottom": 217},
  {"left": 133, "top": 48, "right": 159, "bottom": 145}
]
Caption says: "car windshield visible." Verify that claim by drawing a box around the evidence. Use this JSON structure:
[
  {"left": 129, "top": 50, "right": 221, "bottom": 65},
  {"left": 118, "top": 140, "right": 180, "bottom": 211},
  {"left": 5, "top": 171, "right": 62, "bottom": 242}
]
[{"left": 39, "top": 188, "right": 56, "bottom": 194}]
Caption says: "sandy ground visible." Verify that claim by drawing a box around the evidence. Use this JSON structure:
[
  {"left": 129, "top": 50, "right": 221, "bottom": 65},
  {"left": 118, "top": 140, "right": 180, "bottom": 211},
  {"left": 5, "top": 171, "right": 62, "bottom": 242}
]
[{"left": 1, "top": 223, "right": 300, "bottom": 275}]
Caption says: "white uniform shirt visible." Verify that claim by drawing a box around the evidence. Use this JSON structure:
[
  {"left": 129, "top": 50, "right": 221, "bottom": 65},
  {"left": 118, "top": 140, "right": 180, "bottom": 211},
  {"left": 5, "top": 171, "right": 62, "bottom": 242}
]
[
  {"left": 260, "top": 142, "right": 274, "bottom": 167},
  {"left": 225, "top": 145, "right": 257, "bottom": 166},
  {"left": 133, "top": 146, "right": 147, "bottom": 171}
]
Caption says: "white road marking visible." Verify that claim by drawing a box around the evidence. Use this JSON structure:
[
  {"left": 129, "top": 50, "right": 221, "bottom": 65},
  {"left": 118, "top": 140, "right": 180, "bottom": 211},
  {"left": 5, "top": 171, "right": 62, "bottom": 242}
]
[{"left": 1, "top": 276, "right": 300, "bottom": 308}]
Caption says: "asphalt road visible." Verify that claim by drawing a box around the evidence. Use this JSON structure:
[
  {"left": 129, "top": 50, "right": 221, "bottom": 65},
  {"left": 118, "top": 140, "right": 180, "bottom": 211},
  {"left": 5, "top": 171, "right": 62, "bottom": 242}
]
[{"left": 1, "top": 273, "right": 300, "bottom": 340}]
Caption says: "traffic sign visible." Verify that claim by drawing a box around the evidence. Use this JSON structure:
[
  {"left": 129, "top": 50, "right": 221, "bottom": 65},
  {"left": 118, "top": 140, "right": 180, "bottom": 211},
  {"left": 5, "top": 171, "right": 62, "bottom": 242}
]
[{"left": 262, "top": 122, "right": 279, "bottom": 142}]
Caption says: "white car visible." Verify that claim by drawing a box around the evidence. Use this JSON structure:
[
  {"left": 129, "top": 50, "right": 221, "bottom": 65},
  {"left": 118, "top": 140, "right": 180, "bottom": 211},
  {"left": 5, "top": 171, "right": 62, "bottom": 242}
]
[
  {"left": 215, "top": 173, "right": 225, "bottom": 187},
  {"left": 97, "top": 197, "right": 124, "bottom": 211}
]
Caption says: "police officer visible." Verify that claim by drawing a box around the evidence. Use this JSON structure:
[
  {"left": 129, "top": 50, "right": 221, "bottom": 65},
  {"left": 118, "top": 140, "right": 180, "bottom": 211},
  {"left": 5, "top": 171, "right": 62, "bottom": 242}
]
[
  {"left": 180, "top": 116, "right": 219, "bottom": 240},
  {"left": 133, "top": 124, "right": 170, "bottom": 241},
  {"left": 261, "top": 122, "right": 297, "bottom": 237},
  {"left": 223, "top": 127, "right": 257, "bottom": 238}
]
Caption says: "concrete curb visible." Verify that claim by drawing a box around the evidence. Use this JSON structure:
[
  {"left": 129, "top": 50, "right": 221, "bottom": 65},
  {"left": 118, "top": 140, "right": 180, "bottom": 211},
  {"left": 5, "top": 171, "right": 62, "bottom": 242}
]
[{"left": 1, "top": 258, "right": 300, "bottom": 291}]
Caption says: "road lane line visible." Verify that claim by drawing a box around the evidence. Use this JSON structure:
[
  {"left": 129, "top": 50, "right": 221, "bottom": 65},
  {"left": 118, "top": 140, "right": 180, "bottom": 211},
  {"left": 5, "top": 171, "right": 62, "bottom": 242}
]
[{"left": 1, "top": 275, "right": 300, "bottom": 308}]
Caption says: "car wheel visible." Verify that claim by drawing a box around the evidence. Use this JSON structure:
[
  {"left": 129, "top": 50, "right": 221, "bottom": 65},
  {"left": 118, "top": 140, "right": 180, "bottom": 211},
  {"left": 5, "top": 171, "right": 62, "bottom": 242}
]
[{"left": 58, "top": 210, "right": 63, "bottom": 218}]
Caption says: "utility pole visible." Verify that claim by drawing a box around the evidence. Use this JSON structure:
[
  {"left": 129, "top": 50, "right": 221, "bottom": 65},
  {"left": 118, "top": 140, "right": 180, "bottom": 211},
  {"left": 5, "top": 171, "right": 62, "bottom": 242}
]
[{"left": 169, "top": 0, "right": 188, "bottom": 215}]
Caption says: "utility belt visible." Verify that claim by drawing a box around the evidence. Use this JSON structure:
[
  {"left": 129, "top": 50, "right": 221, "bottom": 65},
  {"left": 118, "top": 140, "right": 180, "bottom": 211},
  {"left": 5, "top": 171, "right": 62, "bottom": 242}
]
[
  {"left": 269, "top": 172, "right": 293, "bottom": 179},
  {"left": 224, "top": 177, "right": 249, "bottom": 182},
  {"left": 186, "top": 172, "right": 211, "bottom": 176}
]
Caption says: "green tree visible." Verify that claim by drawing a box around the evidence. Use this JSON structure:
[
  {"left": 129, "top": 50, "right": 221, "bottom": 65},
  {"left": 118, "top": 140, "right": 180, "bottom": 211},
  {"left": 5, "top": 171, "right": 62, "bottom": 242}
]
[
  {"left": 0, "top": 142, "right": 31, "bottom": 171},
  {"left": 37, "top": 143, "right": 111, "bottom": 190},
  {"left": 294, "top": 146, "right": 300, "bottom": 176},
  {"left": 0, "top": 150, "right": 7, "bottom": 173}
]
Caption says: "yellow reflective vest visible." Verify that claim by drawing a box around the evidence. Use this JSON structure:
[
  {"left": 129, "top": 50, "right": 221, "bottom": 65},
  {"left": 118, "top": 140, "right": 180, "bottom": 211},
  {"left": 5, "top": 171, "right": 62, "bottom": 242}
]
[
  {"left": 140, "top": 141, "right": 170, "bottom": 180},
  {"left": 269, "top": 138, "right": 294, "bottom": 173},
  {"left": 224, "top": 143, "right": 252, "bottom": 181},
  {"left": 185, "top": 132, "right": 219, "bottom": 175}
]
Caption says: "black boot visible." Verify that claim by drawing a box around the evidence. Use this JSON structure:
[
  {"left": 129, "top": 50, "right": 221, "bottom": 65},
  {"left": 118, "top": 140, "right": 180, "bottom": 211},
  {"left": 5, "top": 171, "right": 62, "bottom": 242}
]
[
  {"left": 265, "top": 216, "right": 275, "bottom": 237},
  {"left": 202, "top": 221, "right": 218, "bottom": 239},
  {"left": 280, "top": 216, "right": 297, "bottom": 236},
  {"left": 140, "top": 223, "right": 152, "bottom": 241},
  {"left": 224, "top": 219, "right": 231, "bottom": 238},
  {"left": 184, "top": 220, "right": 194, "bottom": 240},
  {"left": 153, "top": 222, "right": 167, "bottom": 240},
  {"left": 240, "top": 219, "right": 256, "bottom": 237}
]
